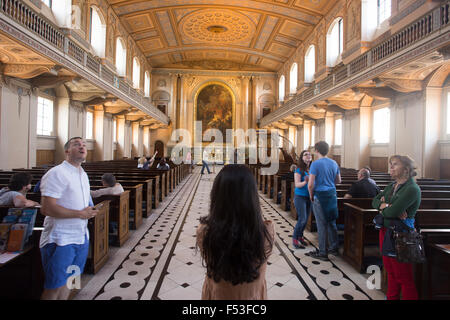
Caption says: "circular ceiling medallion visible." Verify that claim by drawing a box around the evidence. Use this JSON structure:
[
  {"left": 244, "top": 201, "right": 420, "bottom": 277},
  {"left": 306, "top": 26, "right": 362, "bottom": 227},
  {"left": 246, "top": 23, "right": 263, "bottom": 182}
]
[{"left": 180, "top": 9, "right": 255, "bottom": 44}]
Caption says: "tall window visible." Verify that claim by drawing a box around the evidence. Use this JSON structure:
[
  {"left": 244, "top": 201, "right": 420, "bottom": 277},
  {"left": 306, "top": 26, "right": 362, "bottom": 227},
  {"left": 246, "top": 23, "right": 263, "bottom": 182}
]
[
  {"left": 311, "top": 125, "right": 315, "bottom": 146},
  {"left": 278, "top": 75, "right": 285, "bottom": 102},
  {"left": 327, "top": 17, "right": 343, "bottom": 67},
  {"left": 133, "top": 57, "right": 140, "bottom": 89},
  {"left": 378, "top": 0, "right": 391, "bottom": 25},
  {"left": 144, "top": 71, "right": 150, "bottom": 97},
  {"left": 115, "top": 38, "right": 127, "bottom": 76},
  {"left": 86, "top": 111, "right": 93, "bottom": 140},
  {"left": 42, "top": 0, "right": 51, "bottom": 7},
  {"left": 90, "top": 7, "right": 106, "bottom": 57},
  {"left": 304, "top": 45, "right": 315, "bottom": 83},
  {"left": 113, "top": 118, "right": 117, "bottom": 142},
  {"left": 37, "top": 97, "right": 53, "bottom": 136},
  {"left": 334, "top": 118, "right": 342, "bottom": 145},
  {"left": 373, "top": 107, "right": 390, "bottom": 143},
  {"left": 446, "top": 92, "right": 450, "bottom": 134},
  {"left": 290, "top": 63, "right": 298, "bottom": 94}
]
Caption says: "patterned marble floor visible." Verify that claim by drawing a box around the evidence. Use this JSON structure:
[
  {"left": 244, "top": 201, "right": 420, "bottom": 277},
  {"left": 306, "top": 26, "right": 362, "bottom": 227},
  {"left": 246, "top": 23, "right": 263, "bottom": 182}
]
[{"left": 74, "top": 166, "right": 385, "bottom": 300}]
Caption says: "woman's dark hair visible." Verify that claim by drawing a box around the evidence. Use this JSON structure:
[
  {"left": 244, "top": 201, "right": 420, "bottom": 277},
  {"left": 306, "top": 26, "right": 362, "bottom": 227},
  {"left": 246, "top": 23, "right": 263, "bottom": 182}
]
[
  {"left": 8, "top": 172, "right": 32, "bottom": 191},
  {"left": 297, "top": 150, "right": 311, "bottom": 173},
  {"left": 198, "top": 164, "right": 273, "bottom": 285}
]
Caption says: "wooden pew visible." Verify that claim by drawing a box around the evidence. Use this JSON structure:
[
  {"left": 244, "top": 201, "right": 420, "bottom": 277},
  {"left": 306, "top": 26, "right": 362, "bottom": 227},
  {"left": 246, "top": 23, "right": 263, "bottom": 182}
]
[
  {"left": 85, "top": 201, "right": 110, "bottom": 274},
  {"left": 342, "top": 203, "right": 450, "bottom": 273},
  {"left": 413, "top": 229, "right": 450, "bottom": 299},
  {"left": 90, "top": 182, "right": 142, "bottom": 230},
  {"left": 93, "top": 191, "right": 130, "bottom": 247}
]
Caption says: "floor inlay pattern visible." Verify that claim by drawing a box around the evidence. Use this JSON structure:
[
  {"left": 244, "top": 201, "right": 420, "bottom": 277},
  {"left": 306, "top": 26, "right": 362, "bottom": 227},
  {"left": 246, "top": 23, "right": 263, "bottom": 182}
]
[{"left": 75, "top": 166, "right": 384, "bottom": 300}]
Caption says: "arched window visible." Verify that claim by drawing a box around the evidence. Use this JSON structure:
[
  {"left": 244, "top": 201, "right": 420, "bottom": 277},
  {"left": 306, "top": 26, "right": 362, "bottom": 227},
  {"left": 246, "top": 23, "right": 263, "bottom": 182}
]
[
  {"left": 115, "top": 38, "right": 127, "bottom": 76},
  {"left": 132, "top": 57, "right": 141, "bottom": 89},
  {"left": 327, "top": 17, "right": 343, "bottom": 67},
  {"left": 278, "top": 75, "right": 285, "bottom": 102},
  {"left": 49, "top": 0, "right": 71, "bottom": 27},
  {"left": 304, "top": 45, "right": 315, "bottom": 83},
  {"left": 90, "top": 6, "right": 106, "bottom": 58},
  {"left": 144, "top": 71, "right": 150, "bottom": 97},
  {"left": 290, "top": 63, "right": 298, "bottom": 94},
  {"left": 378, "top": 0, "right": 391, "bottom": 25}
]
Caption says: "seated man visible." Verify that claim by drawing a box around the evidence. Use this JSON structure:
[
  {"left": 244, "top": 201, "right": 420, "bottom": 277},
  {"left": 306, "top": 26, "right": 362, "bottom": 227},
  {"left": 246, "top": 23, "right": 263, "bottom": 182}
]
[
  {"left": 156, "top": 158, "right": 170, "bottom": 170},
  {"left": 0, "top": 172, "right": 40, "bottom": 207},
  {"left": 90, "top": 173, "right": 124, "bottom": 198},
  {"left": 344, "top": 168, "right": 380, "bottom": 199}
]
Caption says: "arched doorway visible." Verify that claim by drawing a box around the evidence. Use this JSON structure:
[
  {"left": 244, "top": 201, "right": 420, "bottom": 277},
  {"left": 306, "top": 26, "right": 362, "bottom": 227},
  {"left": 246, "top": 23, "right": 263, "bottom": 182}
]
[{"left": 154, "top": 140, "right": 164, "bottom": 158}]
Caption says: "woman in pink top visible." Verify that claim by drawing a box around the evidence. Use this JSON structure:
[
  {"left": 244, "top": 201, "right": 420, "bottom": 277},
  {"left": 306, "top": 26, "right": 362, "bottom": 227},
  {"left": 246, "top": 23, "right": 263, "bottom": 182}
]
[{"left": 196, "top": 165, "right": 274, "bottom": 299}]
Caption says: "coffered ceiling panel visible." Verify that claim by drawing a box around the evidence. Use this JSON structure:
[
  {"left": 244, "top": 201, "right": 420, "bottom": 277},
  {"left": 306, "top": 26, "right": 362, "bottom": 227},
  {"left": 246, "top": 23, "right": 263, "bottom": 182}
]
[
  {"left": 124, "top": 14, "right": 154, "bottom": 33},
  {"left": 137, "top": 38, "right": 164, "bottom": 53},
  {"left": 279, "top": 20, "right": 312, "bottom": 40},
  {"left": 106, "top": 0, "right": 329, "bottom": 71}
]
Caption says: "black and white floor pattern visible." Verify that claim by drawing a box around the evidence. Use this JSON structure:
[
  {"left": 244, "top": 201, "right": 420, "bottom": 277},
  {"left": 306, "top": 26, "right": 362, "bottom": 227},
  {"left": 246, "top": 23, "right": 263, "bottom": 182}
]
[{"left": 74, "top": 166, "right": 384, "bottom": 300}]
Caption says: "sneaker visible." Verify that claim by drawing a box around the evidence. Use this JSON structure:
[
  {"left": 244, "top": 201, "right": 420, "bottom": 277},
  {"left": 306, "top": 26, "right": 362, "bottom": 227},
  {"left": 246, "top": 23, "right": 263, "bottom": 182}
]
[
  {"left": 292, "top": 239, "right": 305, "bottom": 249},
  {"left": 298, "top": 237, "right": 308, "bottom": 246},
  {"left": 305, "top": 249, "right": 329, "bottom": 261},
  {"left": 329, "top": 249, "right": 340, "bottom": 256}
]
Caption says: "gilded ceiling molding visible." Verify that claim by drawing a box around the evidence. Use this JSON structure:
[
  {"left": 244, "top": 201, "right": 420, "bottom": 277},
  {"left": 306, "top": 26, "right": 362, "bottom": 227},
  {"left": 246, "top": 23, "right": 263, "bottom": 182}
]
[
  {"left": 151, "top": 68, "right": 276, "bottom": 78},
  {"left": 114, "top": 0, "right": 320, "bottom": 25}
]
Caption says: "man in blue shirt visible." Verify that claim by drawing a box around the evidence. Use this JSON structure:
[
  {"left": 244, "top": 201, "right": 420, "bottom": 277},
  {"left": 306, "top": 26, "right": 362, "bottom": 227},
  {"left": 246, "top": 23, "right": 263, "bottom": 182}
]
[{"left": 307, "top": 141, "right": 341, "bottom": 261}]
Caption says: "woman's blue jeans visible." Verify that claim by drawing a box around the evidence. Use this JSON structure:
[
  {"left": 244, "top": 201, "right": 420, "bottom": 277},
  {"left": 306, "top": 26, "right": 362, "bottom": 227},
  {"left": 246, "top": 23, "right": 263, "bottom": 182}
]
[{"left": 293, "top": 195, "right": 311, "bottom": 240}]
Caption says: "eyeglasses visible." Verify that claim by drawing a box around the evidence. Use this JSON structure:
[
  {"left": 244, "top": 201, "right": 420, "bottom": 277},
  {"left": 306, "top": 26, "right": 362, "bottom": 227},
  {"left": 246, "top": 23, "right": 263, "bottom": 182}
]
[{"left": 303, "top": 153, "right": 311, "bottom": 156}]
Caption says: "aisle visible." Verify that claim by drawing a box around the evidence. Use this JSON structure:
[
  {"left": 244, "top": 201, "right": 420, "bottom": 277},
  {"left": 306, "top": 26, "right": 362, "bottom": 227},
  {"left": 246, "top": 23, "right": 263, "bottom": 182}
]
[{"left": 75, "top": 166, "right": 384, "bottom": 300}]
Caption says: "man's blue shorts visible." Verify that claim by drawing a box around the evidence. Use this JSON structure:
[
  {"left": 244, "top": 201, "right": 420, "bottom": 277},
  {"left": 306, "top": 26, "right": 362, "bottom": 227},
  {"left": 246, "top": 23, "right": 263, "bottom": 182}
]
[{"left": 40, "top": 236, "right": 89, "bottom": 289}]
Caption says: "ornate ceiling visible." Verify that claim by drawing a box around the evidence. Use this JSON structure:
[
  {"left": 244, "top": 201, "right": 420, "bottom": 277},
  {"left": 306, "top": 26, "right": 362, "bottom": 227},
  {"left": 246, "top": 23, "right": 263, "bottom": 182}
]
[{"left": 106, "top": 0, "right": 338, "bottom": 71}]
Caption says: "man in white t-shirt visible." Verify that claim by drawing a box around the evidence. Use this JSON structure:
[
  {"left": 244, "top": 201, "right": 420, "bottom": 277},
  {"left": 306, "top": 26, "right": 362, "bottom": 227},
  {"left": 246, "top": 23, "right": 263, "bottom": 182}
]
[{"left": 39, "top": 137, "right": 98, "bottom": 300}]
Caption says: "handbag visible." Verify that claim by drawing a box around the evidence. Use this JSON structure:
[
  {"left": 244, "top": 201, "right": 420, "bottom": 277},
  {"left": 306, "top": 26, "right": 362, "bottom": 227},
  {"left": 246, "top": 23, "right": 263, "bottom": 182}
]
[{"left": 393, "top": 227, "right": 426, "bottom": 264}]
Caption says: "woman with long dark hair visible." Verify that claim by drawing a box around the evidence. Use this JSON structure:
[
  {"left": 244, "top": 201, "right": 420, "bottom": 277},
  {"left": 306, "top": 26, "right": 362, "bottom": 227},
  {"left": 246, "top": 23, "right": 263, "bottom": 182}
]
[
  {"left": 196, "top": 164, "right": 274, "bottom": 300},
  {"left": 292, "top": 150, "right": 313, "bottom": 248}
]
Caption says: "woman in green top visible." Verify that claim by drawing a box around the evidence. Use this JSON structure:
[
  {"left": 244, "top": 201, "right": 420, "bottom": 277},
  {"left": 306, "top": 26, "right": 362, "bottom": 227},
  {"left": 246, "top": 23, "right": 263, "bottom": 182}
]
[{"left": 372, "top": 155, "right": 420, "bottom": 300}]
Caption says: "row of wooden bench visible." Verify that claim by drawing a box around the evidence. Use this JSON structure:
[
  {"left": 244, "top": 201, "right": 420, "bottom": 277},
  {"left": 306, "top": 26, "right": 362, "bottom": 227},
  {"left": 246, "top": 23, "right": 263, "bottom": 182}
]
[
  {"left": 248, "top": 164, "right": 450, "bottom": 299},
  {"left": 2, "top": 161, "right": 190, "bottom": 273}
]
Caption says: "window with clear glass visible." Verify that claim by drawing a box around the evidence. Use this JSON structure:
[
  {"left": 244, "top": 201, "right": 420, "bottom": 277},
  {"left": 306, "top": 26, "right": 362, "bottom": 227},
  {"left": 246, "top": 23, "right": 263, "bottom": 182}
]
[
  {"left": 113, "top": 119, "right": 117, "bottom": 142},
  {"left": 373, "top": 107, "right": 390, "bottom": 143},
  {"left": 327, "top": 17, "right": 343, "bottom": 67},
  {"left": 378, "top": 0, "right": 391, "bottom": 25},
  {"left": 90, "top": 7, "right": 106, "bottom": 57},
  {"left": 144, "top": 71, "right": 150, "bottom": 97},
  {"left": 133, "top": 57, "right": 140, "bottom": 89},
  {"left": 37, "top": 97, "right": 53, "bottom": 136},
  {"left": 446, "top": 92, "right": 450, "bottom": 134},
  {"left": 311, "top": 125, "right": 315, "bottom": 146},
  {"left": 86, "top": 111, "right": 93, "bottom": 140},
  {"left": 115, "top": 38, "right": 126, "bottom": 76},
  {"left": 278, "top": 75, "right": 285, "bottom": 102},
  {"left": 42, "top": 0, "right": 51, "bottom": 8},
  {"left": 304, "top": 45, "right": 315, "bottom": 83},
  {"left": 335, "top": 119, "right": 342, "bottom": 145},
  {"left": 290, "top": 63, "right": 298, "bottom": 94}
]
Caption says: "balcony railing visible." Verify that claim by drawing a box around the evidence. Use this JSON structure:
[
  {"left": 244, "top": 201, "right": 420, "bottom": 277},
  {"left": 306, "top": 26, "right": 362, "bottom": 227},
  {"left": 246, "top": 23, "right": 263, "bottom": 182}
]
[
  {"left": 264, "top": 1, "right": 449, "bottom": 126},
  {"left": 0, "top": 0, "right": 166, "bottom": 123}
]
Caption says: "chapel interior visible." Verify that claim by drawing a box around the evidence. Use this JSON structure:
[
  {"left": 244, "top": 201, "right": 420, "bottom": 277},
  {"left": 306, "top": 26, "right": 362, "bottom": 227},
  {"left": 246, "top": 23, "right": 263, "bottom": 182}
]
[{"left": 0, "top": 0, "right": 449, "bottom": 300}]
